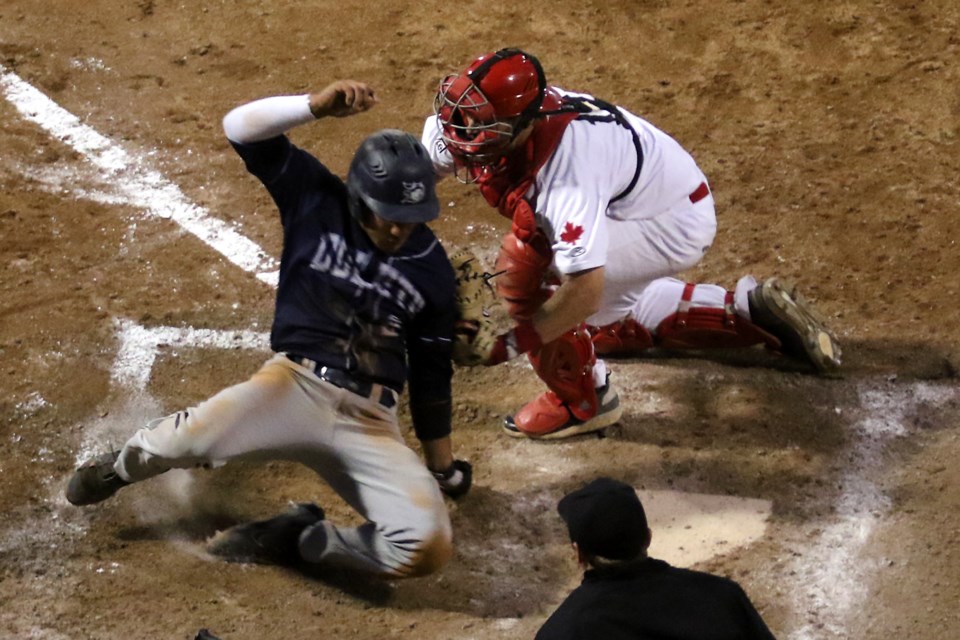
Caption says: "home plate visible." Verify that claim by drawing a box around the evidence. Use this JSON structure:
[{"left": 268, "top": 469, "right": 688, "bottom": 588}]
[{"left": 638, "top": 489, "right": 772, "bottom": 567}]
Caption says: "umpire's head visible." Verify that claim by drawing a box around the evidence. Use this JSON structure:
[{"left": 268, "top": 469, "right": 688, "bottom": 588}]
[{"left": 558, "top": 477, "right": 651, "bottom": 566}]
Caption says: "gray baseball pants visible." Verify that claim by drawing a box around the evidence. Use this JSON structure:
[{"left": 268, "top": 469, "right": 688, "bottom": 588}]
[{"left": 113, "top": 353, "right": 452, "bottom": 577}]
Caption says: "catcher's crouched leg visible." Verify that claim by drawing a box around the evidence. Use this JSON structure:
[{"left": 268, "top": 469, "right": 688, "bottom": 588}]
[
  {"left": 591, "top": 280, "right": 781, "bottom": 355},
  {"left": 504, "top": 326, "right": 623, "bottom": 439},
  {"left": 590, "top": 277, "right": 841, "bottom": 375},
  {"left": 590, "top": 318, "right": 655, "bottom": 356}
]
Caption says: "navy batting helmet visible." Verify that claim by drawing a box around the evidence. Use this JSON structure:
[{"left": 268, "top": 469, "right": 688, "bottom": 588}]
[{"left": 347, "top": 129, "right": 439, "bottom": 224}]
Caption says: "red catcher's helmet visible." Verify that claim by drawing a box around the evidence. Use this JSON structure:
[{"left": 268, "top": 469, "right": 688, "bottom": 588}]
[{"left": 434, "top": 48, "right": 546, "bottom": 172}]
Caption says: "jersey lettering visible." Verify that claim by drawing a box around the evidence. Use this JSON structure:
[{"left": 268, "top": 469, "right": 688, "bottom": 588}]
[{"left": 309, "top": 232, "right": 426, "bottom": 316}]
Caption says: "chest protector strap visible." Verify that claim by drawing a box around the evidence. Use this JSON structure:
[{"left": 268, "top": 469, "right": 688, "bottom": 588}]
[
  {"left": 476, "top": 90, "right": 644, "bottom": 240},
  {"left": 477, "top": 89, "right": 578, "bottom": 240}
]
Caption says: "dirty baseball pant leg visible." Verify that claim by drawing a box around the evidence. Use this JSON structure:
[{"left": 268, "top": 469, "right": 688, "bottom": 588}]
[
  {"left": 114, "top": 353, "right": 334, "bottom": 481},
  {"left": 296, "top": 391, "right": 452, "bottom": 578},
  {"left": 115, "top": 353, "right": 451, "bottom": 578}
]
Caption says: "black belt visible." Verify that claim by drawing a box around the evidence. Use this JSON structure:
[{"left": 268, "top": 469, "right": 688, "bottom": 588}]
[{"left": 285, "top": 354, "right": 397, "bottom": 409}]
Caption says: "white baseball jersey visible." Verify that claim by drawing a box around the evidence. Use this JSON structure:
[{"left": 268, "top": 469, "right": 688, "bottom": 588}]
[
  {"left": 423, "top": 88, "right": 731, "bottom": 331},
  {"left": 423, "top": 88, "right": 707, "bottom": 277}
]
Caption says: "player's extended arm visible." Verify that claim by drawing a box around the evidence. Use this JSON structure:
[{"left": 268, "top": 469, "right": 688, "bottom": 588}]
[
  {"left": 222, "top": 80, "right": 377, "bottom": 143},
  {"left": 481, "top": 266, "right": 604, "bottom": 366},
  {"left": 532, "top": 266, "right": 604, "bottom": 344}
]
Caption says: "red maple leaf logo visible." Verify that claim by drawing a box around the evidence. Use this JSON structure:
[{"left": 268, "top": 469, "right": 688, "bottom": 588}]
[{"left": 560, "top": 222, "right": 584, "bottom": 244}]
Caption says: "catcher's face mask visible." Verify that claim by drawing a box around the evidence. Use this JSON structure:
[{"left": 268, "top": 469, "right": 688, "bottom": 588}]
[{"left": 434, "top": 48, "right": 546, "bottom": 182}]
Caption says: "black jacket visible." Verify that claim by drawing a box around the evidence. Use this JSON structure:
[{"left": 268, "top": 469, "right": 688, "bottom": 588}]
[{"left": 536, "top": 558, "right": 776, "bottom": 640}]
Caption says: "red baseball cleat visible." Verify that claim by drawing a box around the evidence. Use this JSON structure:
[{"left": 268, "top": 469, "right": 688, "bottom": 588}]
[{"left": 503, "top": 376, "right": 622, "bottom": 440}]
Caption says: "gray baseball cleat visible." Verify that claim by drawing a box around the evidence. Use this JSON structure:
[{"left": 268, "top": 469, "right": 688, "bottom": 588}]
[
  {"left": 207, "top": 503, "right": 325, "bottom": 566},
  {"left": 748, "top": 277, "right": 842, "bottom": 376},
  {"left": 66, "top": 450, "right": 130, "bottom": 506}
]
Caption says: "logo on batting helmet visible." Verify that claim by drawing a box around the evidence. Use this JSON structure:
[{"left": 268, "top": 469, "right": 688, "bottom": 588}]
[
  {"left": 434, "top": 48, "right": 547, "bottom": 175},
  {"left": 347, "top": 129, "right": 439, "bottom": 224}
]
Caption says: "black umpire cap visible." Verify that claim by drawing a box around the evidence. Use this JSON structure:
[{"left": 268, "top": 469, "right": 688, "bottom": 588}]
[{"left": 557, "top": 477, "right": 649, "bottom": 560}]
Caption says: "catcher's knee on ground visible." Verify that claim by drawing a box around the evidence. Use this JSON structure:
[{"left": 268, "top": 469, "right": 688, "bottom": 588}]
[{"left": 590, "top": 278, "right": 779, "bottom": 356}]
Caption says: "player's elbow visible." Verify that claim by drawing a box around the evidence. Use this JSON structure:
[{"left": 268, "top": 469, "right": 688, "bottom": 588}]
[{"left": 222, "top": 107, "right": 246, "bottom": 143}]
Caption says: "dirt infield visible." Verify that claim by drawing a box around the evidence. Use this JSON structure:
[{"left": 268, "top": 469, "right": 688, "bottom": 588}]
[{"left": 1, "top": 1, "right": 959, "bottom": 638}]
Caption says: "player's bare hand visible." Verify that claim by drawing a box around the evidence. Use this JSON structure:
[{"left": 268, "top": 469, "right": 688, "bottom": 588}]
[{"left": 309, "top": 80, "right": 378, "bottom": 118}]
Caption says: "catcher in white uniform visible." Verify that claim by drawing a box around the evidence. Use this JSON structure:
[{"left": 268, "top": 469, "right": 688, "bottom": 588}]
[
  {"left": 423, "top": 48, "right": 841, "bottom": 440},
  {"left": 66, "top": 81, "right": 472, "bottom": 579}
]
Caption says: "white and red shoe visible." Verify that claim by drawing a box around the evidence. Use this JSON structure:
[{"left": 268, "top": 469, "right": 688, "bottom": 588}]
[{"left": 503, "top": 376, "right": 623, "bottom": 440}]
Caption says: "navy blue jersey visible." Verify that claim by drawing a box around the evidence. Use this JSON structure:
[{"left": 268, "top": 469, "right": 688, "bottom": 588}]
[
  {"left": 536, "top": 558, "right": 776, "bottom": 640},
  {"left": 231, "top": 135, "right": 456, "bottom": 436}
]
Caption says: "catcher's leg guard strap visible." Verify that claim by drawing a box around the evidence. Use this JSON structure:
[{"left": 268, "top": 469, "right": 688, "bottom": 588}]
[
  {"left": 529, "top": 325, "right": 598, "bottom": 421},
  {"left": 591, "top": 318, "right": 655, "bottom": 356},
  {"left": 656, "top": 283, "right": 781, "bottom": 350}
]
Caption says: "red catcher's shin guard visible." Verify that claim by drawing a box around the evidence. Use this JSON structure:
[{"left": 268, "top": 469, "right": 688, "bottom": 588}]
[
  {"left": 528, "top": 324, "right": 598, "bottom": 421},
  {"left": 593, "top": 284, "right": 781, "bottom": 356},
  {"left": 657, "top": 286, "right": 780, "bottom": 350}
]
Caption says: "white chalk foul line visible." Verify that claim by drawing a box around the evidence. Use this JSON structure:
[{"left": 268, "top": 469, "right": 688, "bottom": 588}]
[
  {"left": 0, "top": 65, "right": 279, "bottom": 287},
  {"left": 112, "top": 318, "right": 269, "bottom": 389},
  {"left": 66, "top": 319, "right": 269, "bottom": 465},
  {"left": 787, "top": 381, "right": 958, "bottom": 639}
]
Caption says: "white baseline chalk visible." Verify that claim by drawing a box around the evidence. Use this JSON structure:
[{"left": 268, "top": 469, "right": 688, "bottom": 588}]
[
  {"left": 0, "top": 66, "right": 279, "bottom": 287},
  {"left": 112, "top": 318, "right": 270, "bottom": 389}
]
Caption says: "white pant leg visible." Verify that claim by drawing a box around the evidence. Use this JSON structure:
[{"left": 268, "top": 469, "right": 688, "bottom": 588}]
[
  {"left": 116, "top": 353, "right": 450, "bottom": 578},
  {"left": 628, "top": 274, "right": 759, "bottom": 331},
  {"left": 588, "top": 193, "right": 718, "bottom": 327},
  {"left": 116, "top": 353, "right": 334, "bottom": 481},
  {"left": 631, "top": 277, "right": 729, "bottom": 329},
  {"left": 298, "top": 393, "right": 452, "bottom": 577}
]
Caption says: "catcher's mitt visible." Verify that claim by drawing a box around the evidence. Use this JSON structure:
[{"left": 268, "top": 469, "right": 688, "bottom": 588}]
[{"left": 449, "top": 248, "right": 502, "bottom": 366}]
